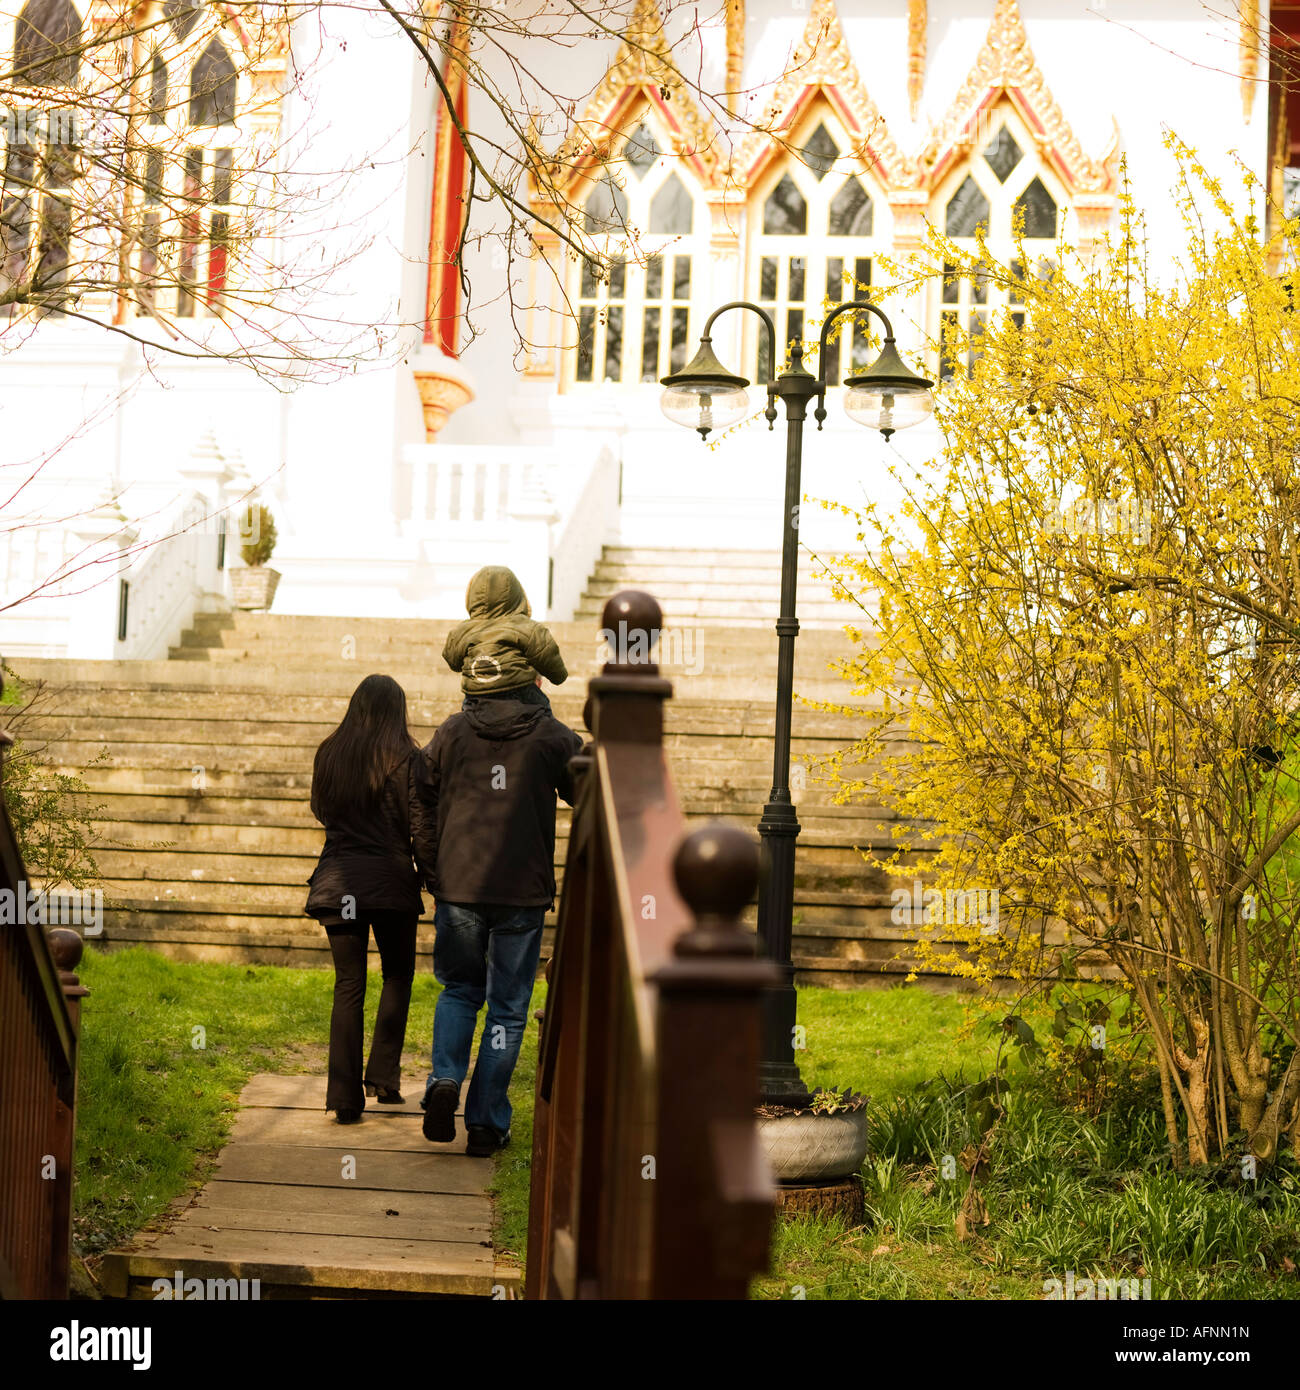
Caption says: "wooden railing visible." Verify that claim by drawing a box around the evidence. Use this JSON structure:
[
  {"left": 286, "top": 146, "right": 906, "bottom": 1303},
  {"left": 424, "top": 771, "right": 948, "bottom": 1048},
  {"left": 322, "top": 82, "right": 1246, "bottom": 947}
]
[
  {"left": 527, "top": 590, "right": 779, "bottom": 1299},
  {"left": 0, "top": 672, "right": 88, "bottom": 1299}
]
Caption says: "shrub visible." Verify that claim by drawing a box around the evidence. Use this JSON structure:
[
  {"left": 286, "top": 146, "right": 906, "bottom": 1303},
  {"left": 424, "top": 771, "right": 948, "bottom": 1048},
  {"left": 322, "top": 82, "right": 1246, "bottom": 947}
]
[{"left": 239, "top": 503, "right": 277, "bottom": 567}]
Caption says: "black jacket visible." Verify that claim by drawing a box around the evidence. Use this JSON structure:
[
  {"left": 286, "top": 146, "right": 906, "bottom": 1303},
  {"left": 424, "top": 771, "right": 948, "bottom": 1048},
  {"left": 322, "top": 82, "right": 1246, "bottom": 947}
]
[
  {"left": 416, "top": 697, "right": 583, "bottom": 907},
  {"left": 305, "top": 748, "right": 435, "bottom": 919}
]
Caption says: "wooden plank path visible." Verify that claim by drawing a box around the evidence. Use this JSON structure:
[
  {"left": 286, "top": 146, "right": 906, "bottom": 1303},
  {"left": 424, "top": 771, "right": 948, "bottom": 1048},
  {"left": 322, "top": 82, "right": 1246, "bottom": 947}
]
[{"left": 100, "top": 1074, "right": 521, "bottom": 1299}]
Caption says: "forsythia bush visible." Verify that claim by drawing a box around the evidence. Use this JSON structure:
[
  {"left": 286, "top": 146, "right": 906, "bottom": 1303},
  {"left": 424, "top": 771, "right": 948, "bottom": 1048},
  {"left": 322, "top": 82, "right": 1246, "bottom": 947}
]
[{"left": 823, "top": 144, "right": 1300, "bottom": 1168}]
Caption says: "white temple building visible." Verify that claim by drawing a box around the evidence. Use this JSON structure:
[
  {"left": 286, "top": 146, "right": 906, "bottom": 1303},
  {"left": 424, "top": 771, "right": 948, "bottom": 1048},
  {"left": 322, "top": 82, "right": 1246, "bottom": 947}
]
[{"left": 1, "top": 0, "right": 1295, "bottom": 659}]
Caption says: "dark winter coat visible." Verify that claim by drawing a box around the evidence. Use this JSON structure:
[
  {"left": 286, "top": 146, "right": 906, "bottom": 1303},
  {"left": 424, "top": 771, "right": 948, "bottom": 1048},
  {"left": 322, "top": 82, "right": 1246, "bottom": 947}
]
[
  {"left": 442, "top": 566, "right": 568, "bottom": 695},
  {"left": 305, "top": 748, "right": 436, "bottom": 920},
  {"left": 416, "top": 696, "right": 583, "bottom": 908}
]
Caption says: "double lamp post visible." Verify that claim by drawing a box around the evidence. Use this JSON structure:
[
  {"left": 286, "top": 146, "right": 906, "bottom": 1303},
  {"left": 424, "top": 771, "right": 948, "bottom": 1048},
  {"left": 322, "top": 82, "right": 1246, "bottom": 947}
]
[{"left": 658, "top": 300, "right": 935, "bottom": 1105}]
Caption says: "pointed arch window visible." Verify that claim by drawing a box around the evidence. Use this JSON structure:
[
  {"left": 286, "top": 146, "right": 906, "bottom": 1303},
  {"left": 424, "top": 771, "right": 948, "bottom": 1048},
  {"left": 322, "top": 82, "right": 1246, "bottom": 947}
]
[
  {"left": 129, "top": 25, "right": 246, "bottom": 320},
  {"left": 569, "top": 111, "right": 707, "bottom": 389},
  {"left": 933, "top": 107, "right": 1064, "bottom": 382},
  {"left": 829, "top": 179, "right": 872, "bottom": 237},
  {"left": 945, "top": 176, "right": 990, "bottom": 238},
  {"left": 2, "top": 0, "right": 83, "bottom": 317},
  {"left": 584, "top": 171, "right": 629, "bottom": 237},
  {"left": 748, "top": 109, "right": 889, "bottom": 383},
  {"left": 165, "top": 0, "right": 203, "bottom": 42},
  {"left": 190, "top": 38, "right": 236, "bottom": 127},
  {"left": 649, "top": 173, "right": 692, "bottom": 235},
  {"left": 12, "top": 0, "right": 81, "bottom": 87},
  {"left": 763, "top": 175, "right": 807, "bottom": 236},
  {"left": 147, "top": 51, "right": 168, "bottom": 125},
  {"left": 1014, "top": 177, "right": 1058, "bottom": 239}
]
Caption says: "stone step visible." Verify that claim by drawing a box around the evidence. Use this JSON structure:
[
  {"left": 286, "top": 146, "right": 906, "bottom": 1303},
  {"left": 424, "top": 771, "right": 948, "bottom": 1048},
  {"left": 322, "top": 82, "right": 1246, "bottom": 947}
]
[
  {"left": 14, "top": 664, "right": 873, "bottom": 709},
  {"left": 16, "top": 712, "right": 879, "bottom": 751},
  {"left": 589, "top": 557, "right": 848, "bottom": 579},
  {"left": 92, "top": 860, "right": 901, "bottom": 911},
  {"left": 594, "top": 547, "right": 865, "bottom": 568},
  {"left": 21, "top": 715, "right": 876, "bottom": 763},
  {"left": 165, "top": 632, "right": 869, "bottom": 665},
  {"left": 183, "top": 610, "right": 869, "bottom": 648},
  {"left": 160, "top": 643, "right": 865, "bottom": 682},
  {"left": 86, "top": 812, "right": 911, "bottom": 858},
  {"left": 43, "top": 777, "right": 904, "bottom": 830},
  {"left": 580, "top": 576, "right": 856, "bottom": 603},
  {"left": 10, "top": 685, "right": 888, "bottom": 730}
]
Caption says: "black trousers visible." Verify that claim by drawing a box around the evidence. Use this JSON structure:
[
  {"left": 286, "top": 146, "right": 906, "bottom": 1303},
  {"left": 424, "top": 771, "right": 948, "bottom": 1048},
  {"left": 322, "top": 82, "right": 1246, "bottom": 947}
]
[{"left": 322, "top": 911, "right": 418, "bottom": 1112}]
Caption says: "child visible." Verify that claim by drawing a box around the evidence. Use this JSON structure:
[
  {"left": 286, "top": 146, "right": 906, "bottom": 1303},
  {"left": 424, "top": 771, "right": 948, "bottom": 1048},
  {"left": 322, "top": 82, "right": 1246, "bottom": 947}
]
[{"left": 442, "top": 565, "right": 567, "bottom": 708}]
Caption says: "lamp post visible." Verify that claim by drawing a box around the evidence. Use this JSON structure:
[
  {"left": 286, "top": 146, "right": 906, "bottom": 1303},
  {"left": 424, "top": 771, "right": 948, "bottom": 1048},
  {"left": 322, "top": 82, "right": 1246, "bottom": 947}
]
[{"left": 660, "top": 300, "right": 934, "bottom": 1104}]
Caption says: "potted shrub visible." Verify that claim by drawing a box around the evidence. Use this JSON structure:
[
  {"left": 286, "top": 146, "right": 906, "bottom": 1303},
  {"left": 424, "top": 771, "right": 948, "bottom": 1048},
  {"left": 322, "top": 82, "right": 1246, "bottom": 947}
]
[
  {"left": 756, "top": 1086, "right": 869, "bottom": 1184},
  {"left": 229, "top": 503, "right": 280, "bottom": 610}
]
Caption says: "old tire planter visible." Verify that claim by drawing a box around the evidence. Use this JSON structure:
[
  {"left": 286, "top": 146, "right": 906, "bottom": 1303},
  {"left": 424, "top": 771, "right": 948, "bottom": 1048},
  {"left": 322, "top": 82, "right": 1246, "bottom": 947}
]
[{"left": 758, "top": 1105, "right": 869, "bottom": 1184}]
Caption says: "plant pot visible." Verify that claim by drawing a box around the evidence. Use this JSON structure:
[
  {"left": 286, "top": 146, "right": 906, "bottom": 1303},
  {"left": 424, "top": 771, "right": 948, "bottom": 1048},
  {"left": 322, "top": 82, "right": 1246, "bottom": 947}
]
[
  {"left": 229, "top": 566, "right": 281, "bottom": 611},
  {"left": 757, "top": 1106, "right": 869, "bottom": 1184}
]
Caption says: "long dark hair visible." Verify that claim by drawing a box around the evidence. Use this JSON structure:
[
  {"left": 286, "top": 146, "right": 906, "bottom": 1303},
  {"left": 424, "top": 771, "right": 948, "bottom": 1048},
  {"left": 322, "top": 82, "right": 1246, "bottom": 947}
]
[{"left": 312, "top": 674, "right": 417, "bottom": 815}]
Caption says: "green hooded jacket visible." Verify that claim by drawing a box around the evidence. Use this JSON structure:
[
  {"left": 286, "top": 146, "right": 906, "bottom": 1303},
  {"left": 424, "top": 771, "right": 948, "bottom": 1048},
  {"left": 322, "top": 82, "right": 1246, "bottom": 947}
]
[{"left": 442, "top": 566, "right": 568, "bottom": 694}]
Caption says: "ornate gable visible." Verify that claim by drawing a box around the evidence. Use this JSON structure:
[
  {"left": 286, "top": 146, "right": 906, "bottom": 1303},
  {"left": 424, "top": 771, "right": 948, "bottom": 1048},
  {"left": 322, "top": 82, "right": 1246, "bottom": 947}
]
[
  {"left": 739, "top": 0, "right": 914, "bottom": 190},
  {"left": 536, "top": 0, "right": 722, "bottom": 198},
  {"left": 919, "top": 0, "right": 1118, "bottom": 197}
]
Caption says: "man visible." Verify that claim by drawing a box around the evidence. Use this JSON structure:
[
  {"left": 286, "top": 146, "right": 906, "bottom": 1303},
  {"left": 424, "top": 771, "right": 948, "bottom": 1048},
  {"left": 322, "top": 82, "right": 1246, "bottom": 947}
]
[{"left": 415, "top": 677, "right": 582, "bottom": 1156}]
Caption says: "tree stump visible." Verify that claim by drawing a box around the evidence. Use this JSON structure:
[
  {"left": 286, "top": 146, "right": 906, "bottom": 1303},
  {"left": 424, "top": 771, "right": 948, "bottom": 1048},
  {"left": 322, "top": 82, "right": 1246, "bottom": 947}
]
[{"left": 774, "top": 1175, "right": 864, "bottom": 1225}]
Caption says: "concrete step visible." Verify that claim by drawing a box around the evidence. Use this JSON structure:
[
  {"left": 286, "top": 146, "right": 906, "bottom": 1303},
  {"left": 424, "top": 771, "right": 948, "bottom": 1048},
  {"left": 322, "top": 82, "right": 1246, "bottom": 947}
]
[
  {"left": 1, "top": 545, "right": 945, "bottom": 980},
  {"left": 595, "top": 547, "right": 865, "bottom": 568}
]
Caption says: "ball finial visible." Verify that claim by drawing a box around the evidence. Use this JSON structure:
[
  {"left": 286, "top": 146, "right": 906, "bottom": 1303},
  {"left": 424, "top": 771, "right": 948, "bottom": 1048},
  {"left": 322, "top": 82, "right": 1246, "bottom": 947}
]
[
  {"left": 600, "top": 590, "right": 663, "bottom": 672},
  {"left": 672, "top": 822, "right": 759, "bottom": 923},
  {"left": 47, "top": 927, "right": 84, "bottom": 972}
]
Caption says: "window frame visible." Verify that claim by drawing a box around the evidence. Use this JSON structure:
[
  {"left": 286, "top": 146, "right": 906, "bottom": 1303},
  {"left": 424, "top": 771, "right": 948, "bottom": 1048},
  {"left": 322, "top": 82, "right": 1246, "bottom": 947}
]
[
  {"left": 564, "top": 105, "right": 710, "bottom": 392},
  {"left": 130, "top": 18, "right": 247, "bottom": 322},
  {"left": 929, "top": 101, "right": 1067, "bottom": 383},
  {"left": 744, "top": 103, "right": 891, "bottom": 386}
]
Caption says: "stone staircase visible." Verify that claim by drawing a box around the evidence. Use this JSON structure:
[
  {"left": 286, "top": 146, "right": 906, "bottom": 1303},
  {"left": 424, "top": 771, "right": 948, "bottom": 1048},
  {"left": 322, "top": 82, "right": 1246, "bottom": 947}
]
[
  {"left": 8, "top": 568, "right": 938, "bottom": 986},
  {"left": 575, "top": 547, "right": 872, "bottom": 631}
]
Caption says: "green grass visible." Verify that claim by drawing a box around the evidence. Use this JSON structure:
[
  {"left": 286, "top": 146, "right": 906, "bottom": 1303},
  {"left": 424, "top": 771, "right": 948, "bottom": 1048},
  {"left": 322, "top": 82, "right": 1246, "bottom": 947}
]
[
  {"left": 747, "top": 989, "right": 1300, "bottom": 1300},
  {"left": 71, "top": 952, "right": 1300, "bottom": 1300},
  {"left": 487, "top": 983, "right": 542, "bottom": 1270}
]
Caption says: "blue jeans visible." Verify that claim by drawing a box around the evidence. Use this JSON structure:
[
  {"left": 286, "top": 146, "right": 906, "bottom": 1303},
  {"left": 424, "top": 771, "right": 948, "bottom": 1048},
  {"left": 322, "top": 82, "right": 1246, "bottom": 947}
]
[{"left": 427, "top": 900, "right": 545, "bottom": 1135}]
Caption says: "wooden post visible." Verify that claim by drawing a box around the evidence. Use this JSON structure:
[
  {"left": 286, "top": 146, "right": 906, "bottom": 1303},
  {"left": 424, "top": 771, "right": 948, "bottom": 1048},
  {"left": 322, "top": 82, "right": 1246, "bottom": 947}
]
[
  {"left": 45, "top": 927, "right": 87, "bottom": 1299},
  {"left": 0, "top": 667, "right": 89, "bottom": 1299},
  {"left": 650, "top": 824, "right": 780, "bottom": 1298}
]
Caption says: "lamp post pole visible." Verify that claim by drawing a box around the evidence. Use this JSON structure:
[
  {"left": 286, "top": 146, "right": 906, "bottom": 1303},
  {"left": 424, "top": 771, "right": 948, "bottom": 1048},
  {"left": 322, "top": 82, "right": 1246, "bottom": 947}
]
[
  {"left": 661, "top": 301, "right": 933, "bottom": 1108},
  {"left": 758, "top": 344, "right": 820, "bottom": 1105}
]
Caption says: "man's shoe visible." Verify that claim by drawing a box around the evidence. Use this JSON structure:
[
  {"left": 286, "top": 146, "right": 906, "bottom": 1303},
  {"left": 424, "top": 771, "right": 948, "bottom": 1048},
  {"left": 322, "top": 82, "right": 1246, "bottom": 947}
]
[
  {"left": 335, "top": 1107, "right": 362, "bottom": 1125},
  {"left": 465, "top": 1125, "right": 511, "bottom": 1157},
  {"left": 421, "top": 1080, "right": 459, "bottom": 1143}
]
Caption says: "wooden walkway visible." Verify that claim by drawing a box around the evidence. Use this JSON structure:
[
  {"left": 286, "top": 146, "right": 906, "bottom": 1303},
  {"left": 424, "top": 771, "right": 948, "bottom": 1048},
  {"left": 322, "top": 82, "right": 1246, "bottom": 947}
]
[{"left": 100, "top": 1074, "right": 521, "bottom": 1299}]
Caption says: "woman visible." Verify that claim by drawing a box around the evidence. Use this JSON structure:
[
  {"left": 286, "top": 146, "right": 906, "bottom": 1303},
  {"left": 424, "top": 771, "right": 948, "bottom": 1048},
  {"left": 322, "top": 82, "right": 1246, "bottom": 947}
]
[{"left": 306, "top": 674, "right": 434, "bottom": 1124}]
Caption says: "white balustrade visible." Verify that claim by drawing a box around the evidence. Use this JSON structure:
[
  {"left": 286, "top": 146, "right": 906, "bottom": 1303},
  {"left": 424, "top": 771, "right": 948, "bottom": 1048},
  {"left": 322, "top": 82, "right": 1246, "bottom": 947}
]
[
  {"left": 117, "top": 492, "right": 226, "bottom": 661},
  {"left": 400, "top": 443, "right": 620, "bottom": 620}
]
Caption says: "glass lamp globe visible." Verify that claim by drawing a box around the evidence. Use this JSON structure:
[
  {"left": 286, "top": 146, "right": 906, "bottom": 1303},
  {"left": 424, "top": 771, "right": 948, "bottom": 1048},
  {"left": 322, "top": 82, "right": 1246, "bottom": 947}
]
[
  {"left": 842, "top": 383, "right": 935, "bottom": 438},
  {"left": 842, "top": 338, "right": 935, "bottom": 440},
  {"left": 660, "top": 337, "right": 752, "bottom": 438},
  {"left": 659, "top": 382, "right": 751, "bottom": 437}
]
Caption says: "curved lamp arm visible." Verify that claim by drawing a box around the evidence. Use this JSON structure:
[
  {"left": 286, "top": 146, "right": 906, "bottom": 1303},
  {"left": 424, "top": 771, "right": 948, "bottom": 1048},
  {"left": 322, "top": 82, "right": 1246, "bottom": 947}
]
[
  {"left": 702, "top": 300, "right": 778, "bottom": 384},
  {"left": 702, "top": 301, "right": 779, "bottom": 427},
  {"left": 814, "top": 300, "right": 898, "bottom": 429}
]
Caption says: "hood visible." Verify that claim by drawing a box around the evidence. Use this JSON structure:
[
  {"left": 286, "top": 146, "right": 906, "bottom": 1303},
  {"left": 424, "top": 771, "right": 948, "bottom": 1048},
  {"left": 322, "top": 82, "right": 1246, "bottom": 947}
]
[
  {"left": 463, "top": 697, "right": 546, "bottom": 741},
  {"left": 465, "top": 566, "right": 528, "bottom": 620}
]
